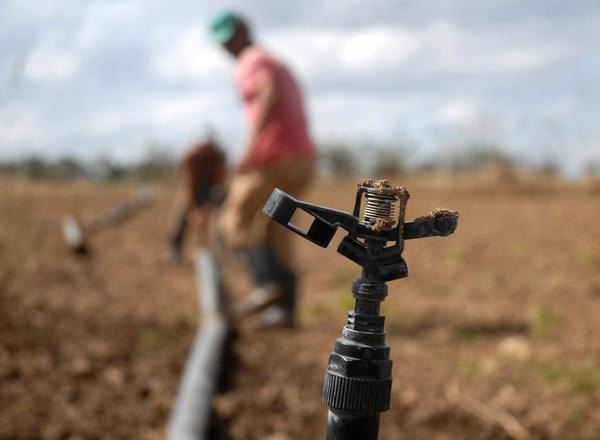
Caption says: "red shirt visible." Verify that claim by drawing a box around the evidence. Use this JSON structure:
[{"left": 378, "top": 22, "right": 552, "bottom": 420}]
[{"left": 236, "top": 46, "right": 316, "bottom": 166}]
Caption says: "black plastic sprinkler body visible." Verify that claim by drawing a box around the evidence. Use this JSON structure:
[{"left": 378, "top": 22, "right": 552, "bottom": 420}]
[{"left": 263, "top": 179, "right": 458, "bottom": 440}]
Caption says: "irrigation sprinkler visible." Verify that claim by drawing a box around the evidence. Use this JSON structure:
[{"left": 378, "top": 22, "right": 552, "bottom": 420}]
[
  {"left": 263, "top": 179, "right": 458, "bottom": 440},
  {"left": 62, "top": 187, "right": 155, "bottom": 255}
]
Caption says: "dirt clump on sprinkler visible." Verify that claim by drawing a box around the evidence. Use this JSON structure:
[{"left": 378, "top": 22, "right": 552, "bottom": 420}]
[
  {"left": 415, "top": 208, "right": 459, "bottom": 223},
  {"left": 358, "top": 178, "right": 408, "bottom": 198}
]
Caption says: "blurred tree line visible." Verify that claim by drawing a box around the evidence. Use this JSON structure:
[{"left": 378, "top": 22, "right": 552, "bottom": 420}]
[
  {"left": 1, "top": 142, "right": 598, "bottom": 181},
  {"left": 0, "top": 149, "right": 176, "bottom": 182},
  {"left": 319, "top": 142, "right": 599, "bottom": 179}
]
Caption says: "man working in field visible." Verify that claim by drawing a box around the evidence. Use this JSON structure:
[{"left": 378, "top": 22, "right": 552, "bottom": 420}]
[{"left": 209, "top": 11, "right": 316, "bottom": 327}]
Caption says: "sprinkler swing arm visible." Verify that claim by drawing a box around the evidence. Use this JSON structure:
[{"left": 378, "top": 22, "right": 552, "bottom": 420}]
[
  {"left": 263, "top": 180, "right": 458, "bottom": 440},
  {"left": 263, "top": 186, "right": 457, "bottom": 277}
]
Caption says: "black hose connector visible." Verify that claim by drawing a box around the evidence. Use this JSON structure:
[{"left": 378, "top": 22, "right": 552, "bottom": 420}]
[
  {"left": 323, "top": 277, "right": 392, "bottom": 428},
  {"left": 323, "top": 373, "right": 392, "bottom": 414}
]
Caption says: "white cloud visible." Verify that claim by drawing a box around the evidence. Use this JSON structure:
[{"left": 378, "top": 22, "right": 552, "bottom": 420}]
[
  {"left": 85, "top": 110, "right": 144, "bottom": 137},
  {"left": 24, "top": 47, "right": 79, "bottom": 82},
  {"left": 151, "top": 28, "right": 229, "bottom": 80},
  {"left": 83, "top": 92, "right": 230, "bottom": 141},
  {"left": 494, "top": 44, "right": 569, "bottom": 72},
  {"left": 150, "top": 94, "right": 222, "bottom": 126},
  {"left": 0, "top": 109, "right": 46, "bottom": 151},
  {"left": 265, "top": 26, "right": 418, "bottom": 80},
  {"left": 76, "top": 1, "right": 142, "bottom": 50},
  {"left": 265, "top": 18, "right": 571, "bottom": 92},
  {"left": 415, "top": 19, "right": 571, "bottom": 75},
  {"left": 339, "top": 27, "right": 419, "bottom": 71},
  {"left": 437, "top": 100, "right": 482, "bottom": 125}
]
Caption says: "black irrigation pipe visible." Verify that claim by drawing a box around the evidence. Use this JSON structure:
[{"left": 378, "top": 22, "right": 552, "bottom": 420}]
[{"left": 167, "top": 248, "right": 233, "bottom": 440}]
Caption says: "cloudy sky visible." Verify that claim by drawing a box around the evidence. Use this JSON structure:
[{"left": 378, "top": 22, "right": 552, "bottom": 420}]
[{"left": 1, "top": 0, "right": 599, "bottom": 174}]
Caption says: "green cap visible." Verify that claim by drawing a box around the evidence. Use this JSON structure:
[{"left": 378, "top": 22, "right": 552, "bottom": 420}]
[{"left": 209, "top": 11, "right": 241, "bottom": 44}]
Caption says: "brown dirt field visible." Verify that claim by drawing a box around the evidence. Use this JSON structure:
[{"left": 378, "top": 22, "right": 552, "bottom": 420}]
[{"left": 1, "top": 176, "right": 600, "bottom": 439}]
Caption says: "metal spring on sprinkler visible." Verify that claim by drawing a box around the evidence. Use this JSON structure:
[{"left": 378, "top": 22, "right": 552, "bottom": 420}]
[{"left": 363, "top": 192, "right": 396, "bottom": 226}]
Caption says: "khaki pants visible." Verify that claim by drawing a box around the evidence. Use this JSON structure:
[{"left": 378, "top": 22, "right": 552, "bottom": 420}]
[{"left": 219, "top": 155, "right": 315, "bottom": 268}]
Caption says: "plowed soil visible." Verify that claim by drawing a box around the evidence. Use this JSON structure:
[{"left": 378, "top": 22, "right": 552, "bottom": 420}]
[{"left": 2, "top": 176, "right": 600, "bottom": 439}]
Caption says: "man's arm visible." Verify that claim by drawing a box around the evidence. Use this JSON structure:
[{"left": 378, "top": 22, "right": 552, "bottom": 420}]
[{"left": 238, "top": 73, "right": 278, "bottom": 173}]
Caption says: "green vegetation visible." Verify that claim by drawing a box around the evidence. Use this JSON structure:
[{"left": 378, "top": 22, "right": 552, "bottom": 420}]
[
  {"left": 512, "top": 359, "right": 600, "bottom": 396},
  {"left": 319, "top": 145, "right": 357, "bottom": 176},
  {"left": 578, "top": 245, "right": 600, "bottom": 266},
  {"left": 331, "top": 267, "right": 359, "bottom": 289},
  {"left": 452, "top": 355, "right": 498, "bottom": 381},
  {"left": 453, "top": 324, "right": 485, "bottom": 340},
  {"left": 445, "top": 148, "right": 516, "bottom": 173},
  {"left": 337, "top": 288, "right": 355, "bottom": 312},
  {"left": 533, "top": 305, "right": 563, "bottom": 337},
  {"left": 565, "top": 367, "right": 600, "bottom": 395},
  {"left": 386, "top": 310, "right": 426, "bottom": 334},
  {"left": 136, "top": 326, "right": 167, "bottom": 352},
  {"left": 457, "top": 359, "right": 484, "bottom": 380},
  {"left": 307, "top": 303, "right": 328, "bottom": 319}
]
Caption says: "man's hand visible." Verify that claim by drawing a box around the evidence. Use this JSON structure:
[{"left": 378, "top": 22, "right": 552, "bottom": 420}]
[{"left": 237, "top": 149, "right": 255, "bottom": 174}]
